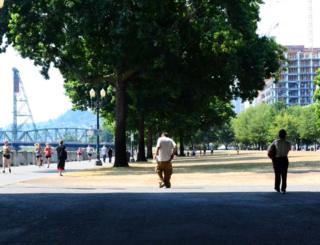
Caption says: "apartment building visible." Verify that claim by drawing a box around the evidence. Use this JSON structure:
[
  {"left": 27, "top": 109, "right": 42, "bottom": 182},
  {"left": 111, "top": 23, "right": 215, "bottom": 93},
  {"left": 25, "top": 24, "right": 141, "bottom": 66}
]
[{"left": 257, "top": 45, "right": 320, "bottom": 106}]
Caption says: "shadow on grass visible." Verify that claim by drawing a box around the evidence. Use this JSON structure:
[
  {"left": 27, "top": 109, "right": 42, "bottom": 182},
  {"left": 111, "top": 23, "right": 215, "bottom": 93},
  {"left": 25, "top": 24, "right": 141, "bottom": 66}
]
[
  {"left": 173, "top": 156, "right": 269, "bottom": 164},
  {"left": 1, "top": 192, "right": 320, "bottom": 244},
  {"left": 82, "top": 160, "right": 320, "bottom": 176}
]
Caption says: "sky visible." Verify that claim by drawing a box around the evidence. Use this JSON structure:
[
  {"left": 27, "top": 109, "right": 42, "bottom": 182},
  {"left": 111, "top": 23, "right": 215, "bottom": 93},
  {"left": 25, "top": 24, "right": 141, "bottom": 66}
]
[
  {"left": 258, "top": 0, "right": 320, "bottom": 47},
  {"left": 0, "top": 0, "right": 320, "bottom": 128},
  {"left": 0, "top": 46, "right": 72, "bottom": 128}
]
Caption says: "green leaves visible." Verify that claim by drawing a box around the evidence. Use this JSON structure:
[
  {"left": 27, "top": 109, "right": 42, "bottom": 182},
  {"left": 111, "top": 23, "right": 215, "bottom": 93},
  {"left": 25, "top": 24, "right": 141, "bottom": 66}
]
[
  {"left": 232, "top": 103, "right": 319, "bottom": 148},
  {"left": 0, "top": 0, "right": 285, "bottom": 160}
]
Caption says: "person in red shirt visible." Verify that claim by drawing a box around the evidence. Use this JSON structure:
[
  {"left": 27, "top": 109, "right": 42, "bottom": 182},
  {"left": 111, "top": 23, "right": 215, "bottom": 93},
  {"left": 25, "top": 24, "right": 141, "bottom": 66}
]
[
  {"left": 44, "top": 143, "right": 53, "bottom": 168},
  {"left": 76, "top": 147, "right": 83, "bottom": 162}
]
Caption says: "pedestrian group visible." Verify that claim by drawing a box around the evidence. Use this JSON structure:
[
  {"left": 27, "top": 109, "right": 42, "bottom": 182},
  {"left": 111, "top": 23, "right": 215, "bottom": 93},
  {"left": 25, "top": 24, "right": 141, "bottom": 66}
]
[
  {"left": 1, "top": 129, "right": 292, "bottom": 194},
  {"left": 1, "top": 141, "right": 114, "bottom": 176}
]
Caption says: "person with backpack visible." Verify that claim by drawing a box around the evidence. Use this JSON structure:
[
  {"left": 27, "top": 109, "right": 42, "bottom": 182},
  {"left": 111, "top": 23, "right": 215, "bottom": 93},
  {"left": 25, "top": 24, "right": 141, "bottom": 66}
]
[
  {"left": 268, "top": 129, "right": 291, "bottom": 194},
  {"left": 108, "top": 148, "right": 113, "bottom": 164},
  {"left": 56, "top": 140, "right": 67, "bottom": 176}
]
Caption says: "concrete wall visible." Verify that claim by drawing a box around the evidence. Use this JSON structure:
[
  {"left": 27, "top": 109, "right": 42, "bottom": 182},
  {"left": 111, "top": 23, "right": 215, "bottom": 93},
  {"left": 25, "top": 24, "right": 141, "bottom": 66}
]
[{"left": 0, "top": 151, "right": 96, "bottom": 166}]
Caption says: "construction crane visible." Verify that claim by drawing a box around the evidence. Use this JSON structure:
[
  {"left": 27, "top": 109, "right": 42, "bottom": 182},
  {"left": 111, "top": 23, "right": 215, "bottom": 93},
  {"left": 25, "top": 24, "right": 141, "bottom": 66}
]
[
  {"left": 307, "top": 0, "right": 313, "bottom": 49},
  {"left": 267, "top": 23, "right": 279, "bottom": 37}
]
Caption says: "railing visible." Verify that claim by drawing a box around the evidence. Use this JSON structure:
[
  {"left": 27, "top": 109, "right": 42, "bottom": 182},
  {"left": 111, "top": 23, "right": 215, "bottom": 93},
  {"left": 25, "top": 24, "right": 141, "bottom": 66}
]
[{"left": 0, "top": 151, "right": 97, "bottom": 166}]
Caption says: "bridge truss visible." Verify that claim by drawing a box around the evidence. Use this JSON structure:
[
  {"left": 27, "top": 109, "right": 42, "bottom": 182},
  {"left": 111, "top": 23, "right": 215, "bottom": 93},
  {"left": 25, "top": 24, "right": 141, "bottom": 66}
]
[{"left": 0, "top": 127, "right": 102, "bottom": 145}]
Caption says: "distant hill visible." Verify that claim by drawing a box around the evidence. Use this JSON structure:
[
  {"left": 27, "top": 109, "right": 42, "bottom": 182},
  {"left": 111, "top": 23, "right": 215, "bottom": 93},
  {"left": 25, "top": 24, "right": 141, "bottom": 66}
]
[
  {"left": 35, "top": 110, "right": 98, "bottom": 129},
  {"left": 3, "top": 110, "right": 100, "bottom": 130},
  {"left": 2, "top": 110, "right": 114, "bottom": 143}
]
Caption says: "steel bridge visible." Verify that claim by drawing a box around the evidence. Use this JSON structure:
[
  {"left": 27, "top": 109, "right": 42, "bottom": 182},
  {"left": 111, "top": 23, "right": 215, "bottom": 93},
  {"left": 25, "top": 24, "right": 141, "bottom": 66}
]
[
  {"left": 0, "top": 127, "right": 113, "bottom": 148},
  {"left": 1, "top": 68, "right": 114, "bottom": 149}
]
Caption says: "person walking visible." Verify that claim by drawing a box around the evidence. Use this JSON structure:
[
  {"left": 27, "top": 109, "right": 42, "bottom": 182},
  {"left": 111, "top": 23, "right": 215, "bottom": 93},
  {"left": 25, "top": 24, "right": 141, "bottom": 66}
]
[
  {"left": 56, "top": 140, "right": 67, "bottom": 176},
  {"left": 268, "top": 129, "right": 291, "bottom": 194},
  {"left": 34, "top": 143, "right": 43, "bottom": 167},
  {"left": 101, "top": 145, "right": 107, "bottom": 163},
  {"left": 154, "top": 132, "right": 177, "bottom": 188},
  {"left": 44, "top": 143, "right": 53, "bottom": 168},
  {"left": 76, "top": 147, "right": 83, "bottom": 162},
  {"left": 86, "top": 145, "right": 94, "bottom": 162},
  {"left": 2, "top": 140, "right": 12, "bottom": 173},
  {"left": 108, "top": 148, "right": 113, "bottom": 164}
]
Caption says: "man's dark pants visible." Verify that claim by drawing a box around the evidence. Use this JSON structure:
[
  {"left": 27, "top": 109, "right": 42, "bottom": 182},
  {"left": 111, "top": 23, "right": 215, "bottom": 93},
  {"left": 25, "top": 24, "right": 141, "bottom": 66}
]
[
  {"left": 273, "top": 157, "right": 289, "bottom": 191},
  {"left": 156, "top": 161, "right": 172, "bottom": 188}
]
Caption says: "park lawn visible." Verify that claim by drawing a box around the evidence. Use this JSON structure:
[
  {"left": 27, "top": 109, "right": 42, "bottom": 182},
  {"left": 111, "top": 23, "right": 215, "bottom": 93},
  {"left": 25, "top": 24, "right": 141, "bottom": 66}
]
[{"left": 19, "top": 150, "right": 320, "bottom": 190}]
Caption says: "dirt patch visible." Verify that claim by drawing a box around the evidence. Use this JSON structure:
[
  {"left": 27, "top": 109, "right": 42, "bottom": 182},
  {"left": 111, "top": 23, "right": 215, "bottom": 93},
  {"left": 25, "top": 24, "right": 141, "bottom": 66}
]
[{"left": 18, "top": 151, "right": 320, "bottom": 189}]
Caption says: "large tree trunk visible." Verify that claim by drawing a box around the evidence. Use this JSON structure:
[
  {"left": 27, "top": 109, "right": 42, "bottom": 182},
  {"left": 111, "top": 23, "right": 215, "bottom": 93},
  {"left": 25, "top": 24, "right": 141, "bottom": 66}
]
[
  {"left": 114, "top": 80, "right": 129, "bottom": 167},
  {"left": 137, "top": 115, "right": 147, "bottom": 162},
  {"left": 146, "top": 128, "right": 153, "bottom": 159},
  {"left": 179, "top": 131, "right": 185, "bottom": 156}
]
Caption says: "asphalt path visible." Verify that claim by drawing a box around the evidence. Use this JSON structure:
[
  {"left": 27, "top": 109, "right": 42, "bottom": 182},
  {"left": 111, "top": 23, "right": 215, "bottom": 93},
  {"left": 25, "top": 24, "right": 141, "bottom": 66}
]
[
  {"left": 0, "top": 160, "right": 107, "bottom": 187},
  {"left": 1, "top": 159, "right": 320, "bottom": 244},
  {"left": 1, "top": 191, "right": 320, "bottom": 244}
]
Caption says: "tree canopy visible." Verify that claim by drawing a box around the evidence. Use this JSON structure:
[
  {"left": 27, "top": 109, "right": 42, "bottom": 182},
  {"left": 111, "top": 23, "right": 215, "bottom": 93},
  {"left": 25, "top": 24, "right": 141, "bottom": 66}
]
[
  {"left": 232, "top": 103, "right": 319, "bottom": 150},
  {"left": 0, "top": 0, "right": 284, "bottom": 166}
]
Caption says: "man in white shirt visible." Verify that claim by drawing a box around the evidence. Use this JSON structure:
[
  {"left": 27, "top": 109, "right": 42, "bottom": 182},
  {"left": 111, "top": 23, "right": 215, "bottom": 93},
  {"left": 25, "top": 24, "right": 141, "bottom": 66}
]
[
  {"left": 101, "top": 145, "right": 107, "bottom": 163},
  {"left": 154, "top": 132, "right": 177, "bottom": 188}
]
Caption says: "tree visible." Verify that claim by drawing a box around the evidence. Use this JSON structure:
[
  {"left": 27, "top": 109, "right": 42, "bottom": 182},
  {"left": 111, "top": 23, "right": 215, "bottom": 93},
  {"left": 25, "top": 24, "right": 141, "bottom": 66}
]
[
  {"left": 297, "top": 105, "right": 319, "bottom": 149},
  {"left": 232, "top": 103, "right": 273, "bottom": 149},
  {"left": 268, "top": 111, "right": 299, "bottom": 145},
  {"left": 232, "top": 108, "right": 253, "bottom": 147},
  {"left": 313, "top": 68, "right": 320, "bottom": 126},
  {"left": 248, "top": 104, "right": 274, "bottom": 149},
  {"left": 214, "top": 121, "right": 235, "bottom": 150},
  {"left": 1, "top": 0, "right": 284, "bottom": 166},
  {"left": 1, "top": 1, "right": 188, "bottom": 166}
]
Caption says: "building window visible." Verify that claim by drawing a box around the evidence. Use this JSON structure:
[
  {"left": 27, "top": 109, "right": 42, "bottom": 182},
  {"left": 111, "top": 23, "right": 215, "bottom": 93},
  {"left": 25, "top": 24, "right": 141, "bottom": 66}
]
[
  {"left": 300, "top": 67, "right": 310, "bottom": 73},
  {"left": 288, "top": 60, "right": 298, "bottom": 66},
  {"left": 288, "top": 83, "right": 298, "bottom": 89},
  {"left": 300, "top": 60, "right": 310, "bottom": 66},
  {"left": 289, "top": 98, "right": 298, "bottom": 104},
  {"left": 288, "top": 75, "right": 298, "bottom": 81},
  {"left": 289, "top": 91, "right": 298, "bottom": 97}
]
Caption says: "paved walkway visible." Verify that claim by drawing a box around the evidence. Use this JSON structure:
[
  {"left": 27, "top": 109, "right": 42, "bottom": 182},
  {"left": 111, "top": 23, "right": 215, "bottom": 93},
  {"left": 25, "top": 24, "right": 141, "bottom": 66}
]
[
  {"left": 1, "top": 192, "right": 320, "bottom": 244},
  {"left": 0, "top": 159, "right": 111, "bottom": 187},
  {"left": 1, "top": 152, "right": 320, "bottom": 244}
]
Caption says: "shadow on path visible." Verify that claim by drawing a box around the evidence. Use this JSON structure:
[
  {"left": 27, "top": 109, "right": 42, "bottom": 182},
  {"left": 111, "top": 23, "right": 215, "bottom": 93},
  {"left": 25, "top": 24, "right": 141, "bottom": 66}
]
[{"left": 1, "top": 192, "right": 320, "bottom": 244}]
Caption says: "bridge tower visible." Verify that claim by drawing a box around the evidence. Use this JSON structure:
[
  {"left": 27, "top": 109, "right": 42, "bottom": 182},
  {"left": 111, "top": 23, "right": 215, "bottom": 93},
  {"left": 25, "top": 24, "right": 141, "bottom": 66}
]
[{"left": 12, "top": 68, "right": 37, "bottom": 141}]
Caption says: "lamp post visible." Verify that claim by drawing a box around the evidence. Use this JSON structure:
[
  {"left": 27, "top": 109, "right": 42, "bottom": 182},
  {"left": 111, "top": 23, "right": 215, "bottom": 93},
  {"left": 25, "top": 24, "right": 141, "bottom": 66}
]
[
  {"left": 89, "top": 88, "right": 106, "bottom": 166},
  {"left": 130, "top": 133, "right": 134, "bottom": 162}
]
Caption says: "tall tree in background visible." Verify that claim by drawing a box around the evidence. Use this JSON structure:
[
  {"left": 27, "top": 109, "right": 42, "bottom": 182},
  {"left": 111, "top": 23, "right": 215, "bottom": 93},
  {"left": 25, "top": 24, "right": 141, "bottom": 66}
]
[{"left": 313, "top": 69, "right": 320, "bottom": 126}]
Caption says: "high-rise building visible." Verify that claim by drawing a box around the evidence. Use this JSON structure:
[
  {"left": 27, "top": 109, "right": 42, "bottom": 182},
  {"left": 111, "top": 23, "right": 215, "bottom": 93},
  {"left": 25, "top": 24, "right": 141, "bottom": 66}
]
[{"left": 257, "top": 45, "right": 320, "bottom": 106}]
